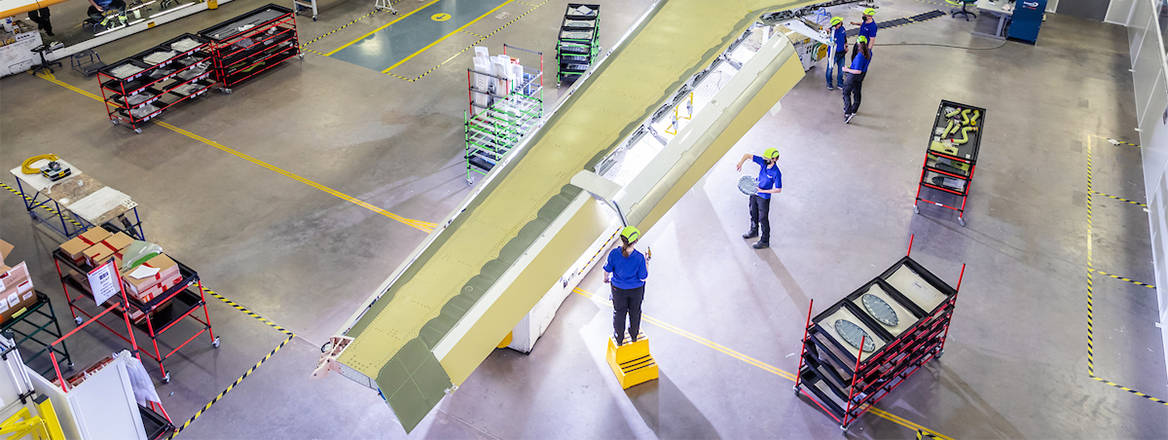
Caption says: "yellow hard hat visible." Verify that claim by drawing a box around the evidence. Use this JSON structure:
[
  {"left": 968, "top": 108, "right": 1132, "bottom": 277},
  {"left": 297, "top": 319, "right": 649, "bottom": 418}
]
[
  {"left": 864, "top": 7, "right": 876, "bottom": 16},
  {"left": 830, "top": 17, "right": 843, "bottom": 26},
  {"left": 763, "top": 147, "right": 780, "bottom": 160},
  {"left": 857, "top": 35, "right": 868, "bottom": 44},
  {"left": 621, "top": 226, "right": 641, "bottom": 243}
]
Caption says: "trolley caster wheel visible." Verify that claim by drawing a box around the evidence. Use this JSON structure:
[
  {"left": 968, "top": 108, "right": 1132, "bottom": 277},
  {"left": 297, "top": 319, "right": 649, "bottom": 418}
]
[
  {"left": 111, "top": 119, "right": 119, "bottom": 126},
  {"left": 298, "top": 53, "right": 305, "bottom": 60},
  {"left": 212, "top": 337, "right": 221, "bottom": 348},
  {"left": 133, "top": 128, "right": 142, "bottom": 134},
  {"left": 221, "top": 88, "right": 232, "bottom": 94},
  {"left": 162, "top": 373, "right": 171, "bottom": 384},
  {"left": 840, "top": 424, "right": 848, "bottom": 431},
  {"left": 913, "top": 205, "right": 919, "bottom": 214},
  {"left": 958, "top": 217, "right": 966, "bottom": 227},
  {"left": 74, "top": 317, "right": 83, "bottom": 326},
  {"left": 66, "top": 362, "right": 75, "bottom": 370}
]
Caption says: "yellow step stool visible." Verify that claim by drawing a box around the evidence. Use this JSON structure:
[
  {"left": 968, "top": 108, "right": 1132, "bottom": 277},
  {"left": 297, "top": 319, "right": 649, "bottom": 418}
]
[{"left": 605, "top": 332, "right": 659, "bottom": 389}]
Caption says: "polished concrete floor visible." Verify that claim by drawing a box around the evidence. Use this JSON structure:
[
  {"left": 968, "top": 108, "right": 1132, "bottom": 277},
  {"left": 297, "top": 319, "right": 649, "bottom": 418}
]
[{"left": 0, "top": 0, "right": 1164, "bottom": 438}]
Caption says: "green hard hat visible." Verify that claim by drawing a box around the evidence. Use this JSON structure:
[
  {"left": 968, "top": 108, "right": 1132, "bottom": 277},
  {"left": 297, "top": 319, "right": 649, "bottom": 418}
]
[
  {"left": 764, "top": 147, "right": 780, "bottom": 160},
  {"left": 864, "top": 7, "right": 876, "bottom": 16},
  {"left": 857, "top": 35, "right": 868, "bottom": 44},
  {"left": 830, "top": 16, "right": 843, "bottom": 26},
  {"left": 621, "top": 226, "right": 641, "bottom": 243}
]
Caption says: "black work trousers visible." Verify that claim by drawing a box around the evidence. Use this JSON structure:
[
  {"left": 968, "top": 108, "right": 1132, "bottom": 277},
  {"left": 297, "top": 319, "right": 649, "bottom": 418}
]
[
  {"left": 612, "top": 285, "right": 645, "bottom": 345},
  {"left": 749, "top": 194, "right": 772, "bottom": 243},
  {"left": 842, "top": 72, "right": 865, "bottom": 114},
  {"left": 28, "top": 8, "right": 51, "bottom": 36}
]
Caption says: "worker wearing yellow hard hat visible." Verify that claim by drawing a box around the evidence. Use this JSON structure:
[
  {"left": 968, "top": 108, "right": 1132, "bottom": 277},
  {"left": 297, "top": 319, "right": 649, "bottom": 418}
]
[
  {"left": 735, "top": 147, "right": 783, "bottom": 249},
  {"left": 842, "top": 35, "right": 872, "bottom": 123},
  {"left": 854, "top": 7, "right": 877, "bottom": 50},
  {"left": 825, "top": 17, "right": 848, "bottom": 90},
  {"left": 603, "top": 225, "right": 649, "bottom": 345}
]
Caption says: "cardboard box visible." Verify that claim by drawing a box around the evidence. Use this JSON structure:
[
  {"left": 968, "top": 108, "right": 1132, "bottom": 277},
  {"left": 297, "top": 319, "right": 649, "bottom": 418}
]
[
  {"left": 122, "top": 254, "right": 182, "bottom": 302},
  {"left": 58, "top": 228, "right": 113, "bottom": 264},
  {"left": 0, "top": 241, "right": 37, "bottom": 325},
  {"left": 82, "top": 232, "right": 133, "bottom": 267}
]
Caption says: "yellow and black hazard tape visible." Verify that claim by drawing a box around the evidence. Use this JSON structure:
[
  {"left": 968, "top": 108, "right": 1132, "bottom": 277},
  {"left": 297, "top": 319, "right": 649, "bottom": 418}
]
[
  {"left": 1106, "top": 137, "right": 1140, "bottom": 148},
  {"left": 168, "top": 287, "right": 297, "bottom": 438},
  {"left": 1088, "top": 268, "right": 1155, "bottom": 289},
  {"left": 0, "top": 181, "right": 86, "bottom": 228},
  {"left": 168, "top": 333, "right": 295, "bottom": 438},
  {"left": 201, "top": 286, "right": 294, "bottom": 335},
  {"left": 300, "top": 5, "right": 391, "bottom": 52},
  {"left": 916, "top": 429, "right": 945, "bottom": 440},
  {"left": 1083, "top": 137, "right": 1168, "bottom": 408},
  {"left": 385, "top": 0, "right": 550, "bottom": 83},
  {"left": 1091, "top": 190, "right": 1147, "bottom": 208}
]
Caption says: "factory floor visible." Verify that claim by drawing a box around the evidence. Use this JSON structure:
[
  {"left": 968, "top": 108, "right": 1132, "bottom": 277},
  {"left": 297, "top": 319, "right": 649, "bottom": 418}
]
[{"left": 0, "top": 0, "right": 1163, "bottom": 438}]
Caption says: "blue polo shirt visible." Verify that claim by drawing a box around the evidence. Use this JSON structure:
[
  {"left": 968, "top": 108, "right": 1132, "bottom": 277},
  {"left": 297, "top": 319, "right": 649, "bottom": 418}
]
[
  {"left": 604, "top": 248, "right": 647, "bottom": 290},
  {"left": 849, "top": 51, "right": 870, "bottom": 73},
  {"left": 859, "top": 20, "right": 878, "bottom": 41},
  {"left": 833, "top": 26, "right": 847, "bottom": 55},
  {"left": 752, "top": 155, "right": 782, "bottom": 199}
]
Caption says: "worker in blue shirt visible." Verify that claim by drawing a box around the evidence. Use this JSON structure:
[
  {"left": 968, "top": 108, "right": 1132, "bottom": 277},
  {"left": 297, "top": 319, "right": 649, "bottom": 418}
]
[
  {"left": 825, "top": 17, "right": 847, "bottom": 90},
  {"left": 735, "top": 148, "right": 782, "bottom": 249},
  {"left": 853, "top": 8, "right": 878, "bottom": 50},
  {"left": 842, "top": 36, "right": 871, "bottom": 124},
  {"left": 604, "top": 226, "right": 649, "bottom": 345}
]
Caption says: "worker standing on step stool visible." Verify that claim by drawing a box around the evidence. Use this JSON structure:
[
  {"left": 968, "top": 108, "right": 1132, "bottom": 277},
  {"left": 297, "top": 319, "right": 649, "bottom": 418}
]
[
  {"left": 825, "top": 17, "right": 847, "bottom": 90},
  {"left": 736, "top": 148, "right": 782, "bottom": 249},
  {"left": 604, "top": 226, "right": 648, "bottom": 346}
]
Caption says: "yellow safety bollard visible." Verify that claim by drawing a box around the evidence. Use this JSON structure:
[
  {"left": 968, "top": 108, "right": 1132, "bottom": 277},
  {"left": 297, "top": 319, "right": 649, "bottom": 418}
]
[{"left": 605, "top": 332, "right": 658, "bottom": 389}]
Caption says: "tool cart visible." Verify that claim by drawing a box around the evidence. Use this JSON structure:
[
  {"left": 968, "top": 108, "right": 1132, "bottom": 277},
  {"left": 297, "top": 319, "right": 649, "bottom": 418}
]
[
  {"left": 97, "top": 33, "right": 216, "bottom": 133},
  {"left": 51, "top": 226, "right": 219, "bottom": 383},
  {"left": 198, "top": 4, "right": 302, "bottom": 93},
  {"left": 555, "top": 3, "right": 600, "bottom": 85},
  {"left": 913, "top": 99, "right": 985, "bottom": 226},
  {"left": 795, "top": 239, "right": 963, "bottom": 430}
]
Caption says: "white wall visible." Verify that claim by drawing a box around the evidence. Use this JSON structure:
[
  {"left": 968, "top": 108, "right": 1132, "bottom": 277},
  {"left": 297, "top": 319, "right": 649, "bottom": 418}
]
[{"left": 1125, "top": 0, "right": 1168, "bottom": 381}]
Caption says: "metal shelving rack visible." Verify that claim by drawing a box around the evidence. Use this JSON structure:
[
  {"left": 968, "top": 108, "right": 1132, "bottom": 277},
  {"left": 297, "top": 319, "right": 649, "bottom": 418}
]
[
  {"left": 795, "top": 238, "right": 963, "bottom": 430},
  {"left": 0, "top": 291, "right": 72, "bottom": 377},
  {"left": 50, "top": 226, "right": 219, "bottom": 383},
  {"left": 96, "top": 33, "right": 216, "bottom": 133},
  {"left": 555, "top": 3, "right": 599, "bottom": 85},
  {"left": 913, "top": 99, "right": 985, "bottom": 226},
  {"left": 198, "top": 4, "right": 302, "bottom": 93},
  {"left": 464, "top": 44, "right": 544, "bottom": 184}
]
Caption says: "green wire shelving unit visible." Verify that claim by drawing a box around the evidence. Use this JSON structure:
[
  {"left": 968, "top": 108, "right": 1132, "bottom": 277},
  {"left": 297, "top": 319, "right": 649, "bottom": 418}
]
[
  {"left": 465, "top": 44, "right": 544, "bottom": 184},
  {"left": 556, "top": 3, "right": 599, "bottom": 85}
]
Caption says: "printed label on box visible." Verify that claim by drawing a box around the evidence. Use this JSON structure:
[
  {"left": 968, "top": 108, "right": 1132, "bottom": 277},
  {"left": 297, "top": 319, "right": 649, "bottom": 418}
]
[{"left": 6, "top": 293, "right": 18, "bottom": 307}]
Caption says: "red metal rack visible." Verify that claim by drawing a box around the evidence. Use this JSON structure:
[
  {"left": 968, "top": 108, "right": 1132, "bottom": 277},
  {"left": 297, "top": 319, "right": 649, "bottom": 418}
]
[
  {"left": 794, "top": 236, "right": 963, "bottom": 430},
  {"left": 913, "top": 100, "right": 986, "bottom": 226},
  {"left": 97, "top": 33, "right": 217, "bottom": 133},
  {"left": 198, "top": 4, "right": 302, "bottom": 93},
  {"left": 50, "top": 226, "right": 219, "bottom": 383}
]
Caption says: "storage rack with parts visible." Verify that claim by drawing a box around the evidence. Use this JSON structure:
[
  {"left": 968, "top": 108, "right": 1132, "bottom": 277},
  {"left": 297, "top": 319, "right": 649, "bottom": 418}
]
[
  {"left": 795, "top": 239, "right": 962, "bottom": 430},
  {"left": 198, "top": 4, "right": 303, "bottom": 93},
  {"left": 51, "top": 226, "right": 219, "bottom": 383},
  {"left": 464, "top": 45, "right": 544, "bottom": 184},
  {"left": 0, "top": 290, "right": 72, "bottom": 377},
  {"left": 555, "top": 3, "right": 600, "bottom": 85},
  {"left": 97, "top": 33, "right": 216, "bottom": 133},
  {"left": 913, "top": 100, "right": 985, "bottom": 226}
]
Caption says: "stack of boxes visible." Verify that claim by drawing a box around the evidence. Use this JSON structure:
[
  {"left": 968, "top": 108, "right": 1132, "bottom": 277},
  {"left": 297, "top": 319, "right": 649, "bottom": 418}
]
[
  {"left": 0, "top": 239, "right": 38, "bottom": 324},
  {"left": 58, "top": 229, "right": 184, "bottom": 304}
]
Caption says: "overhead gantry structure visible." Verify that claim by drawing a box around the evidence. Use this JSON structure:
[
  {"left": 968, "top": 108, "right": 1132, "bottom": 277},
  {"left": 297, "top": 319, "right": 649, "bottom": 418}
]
[{"left": 328, "top": 0, "right": 855, "bottom": 431}]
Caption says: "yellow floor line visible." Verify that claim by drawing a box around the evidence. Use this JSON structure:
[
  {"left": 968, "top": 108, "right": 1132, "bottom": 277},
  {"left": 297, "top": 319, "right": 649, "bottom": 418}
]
[
  {"left": 325, "top": 0, "right": 444, "bottom": 56},
  {"left": 572, "top": 287, "right": 952, "bottom": 439},
  {"left": 381, "top": 0, "right": 516, "bottom": 73},
  {"left": 34, "top": 72, "right": 434, "bottom": 234}
]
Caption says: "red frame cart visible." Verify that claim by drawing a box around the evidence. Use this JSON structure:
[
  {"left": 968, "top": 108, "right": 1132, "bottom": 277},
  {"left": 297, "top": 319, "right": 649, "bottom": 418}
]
[
  {"left": 913, "top": 100, "right": 985, "bottom": 226},
  {"left": 51, "top": 226, "right": 219, "bottom": 383},
  {"left": 197, "top": 4, "right": 302, "bottom": 94},
  {"left": 794, "top": 236, "right": 964, "bottom": 430},
  {"left": 96, "top": 33, "right": 217, "bottom": 133}
]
